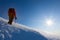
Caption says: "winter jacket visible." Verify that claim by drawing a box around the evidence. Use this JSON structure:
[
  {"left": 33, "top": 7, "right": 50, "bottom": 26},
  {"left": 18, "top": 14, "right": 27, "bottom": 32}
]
[{"left": 8, "top": 8, "right": 16, "bottom": 18}]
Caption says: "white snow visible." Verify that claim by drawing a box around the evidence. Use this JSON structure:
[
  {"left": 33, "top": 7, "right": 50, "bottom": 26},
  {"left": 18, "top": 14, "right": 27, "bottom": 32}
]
[
  {"left": 0, "top": 17, "right": 60, "bottom": 40},
  {"left": 0, "top": 34, "right": 5, "bottom": 39}
]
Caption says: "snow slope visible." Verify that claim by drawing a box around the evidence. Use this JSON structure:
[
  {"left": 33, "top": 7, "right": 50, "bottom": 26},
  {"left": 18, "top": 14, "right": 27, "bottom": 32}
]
[{"left": 0, "top": 17, "right": 48, "bottom": 40}]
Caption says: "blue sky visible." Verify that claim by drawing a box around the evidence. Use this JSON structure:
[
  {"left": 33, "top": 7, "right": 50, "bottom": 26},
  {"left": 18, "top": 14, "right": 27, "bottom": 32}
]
[{"left": 0, "top": 0, "right": 60, "bottom": 35}]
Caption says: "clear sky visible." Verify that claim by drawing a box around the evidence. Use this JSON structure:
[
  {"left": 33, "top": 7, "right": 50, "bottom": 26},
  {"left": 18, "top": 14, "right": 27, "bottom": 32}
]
[{"left": 0, "top": 0, "right": 60, "bottom": 35}]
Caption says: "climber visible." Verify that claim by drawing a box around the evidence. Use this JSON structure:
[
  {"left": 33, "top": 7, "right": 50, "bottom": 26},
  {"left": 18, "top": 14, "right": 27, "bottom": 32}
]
[{"left": 8, "top": 8, "right": 17, "bottom": 25}]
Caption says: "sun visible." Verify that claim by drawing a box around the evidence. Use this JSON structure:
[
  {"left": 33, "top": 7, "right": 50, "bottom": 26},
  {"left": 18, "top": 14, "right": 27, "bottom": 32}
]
[{"left": 46, "top": 19, "right": 53, "bottom": 26}]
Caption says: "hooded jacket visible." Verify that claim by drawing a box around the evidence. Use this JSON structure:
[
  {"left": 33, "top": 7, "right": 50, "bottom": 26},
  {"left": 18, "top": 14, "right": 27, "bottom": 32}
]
[{"left": 8, "top": 8, "right": 16, "bottom": 18}]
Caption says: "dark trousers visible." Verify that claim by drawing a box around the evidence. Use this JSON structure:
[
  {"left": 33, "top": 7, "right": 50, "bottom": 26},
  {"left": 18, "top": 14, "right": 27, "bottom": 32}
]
[{"left": 8, "top": 17, "right": 14, "bottom": 25}]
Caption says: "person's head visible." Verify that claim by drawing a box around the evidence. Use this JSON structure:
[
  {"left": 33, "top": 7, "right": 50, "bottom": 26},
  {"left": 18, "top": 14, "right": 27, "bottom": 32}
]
[{"left": 9, "top": 8, "right": 15, "bottom": 11}]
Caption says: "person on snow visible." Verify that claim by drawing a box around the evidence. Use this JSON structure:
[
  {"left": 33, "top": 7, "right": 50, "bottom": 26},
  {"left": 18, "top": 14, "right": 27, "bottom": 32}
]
[{"left": 8, "top": 8, "right": 17, "bottom": 25}]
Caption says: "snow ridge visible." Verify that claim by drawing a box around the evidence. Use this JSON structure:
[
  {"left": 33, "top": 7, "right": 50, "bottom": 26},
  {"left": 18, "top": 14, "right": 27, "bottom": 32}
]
[{"left": 0, "top": 17, "right": 47, "bottom": 40}]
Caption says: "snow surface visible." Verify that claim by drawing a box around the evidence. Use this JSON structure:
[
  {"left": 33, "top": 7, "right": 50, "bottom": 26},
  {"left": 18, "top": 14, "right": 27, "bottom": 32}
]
[
  {"left": 0, "top": 17, "right": 48, "bottom": 40},
  {"left": 0, "top": 17, "right": 60, "bottom": 40}
]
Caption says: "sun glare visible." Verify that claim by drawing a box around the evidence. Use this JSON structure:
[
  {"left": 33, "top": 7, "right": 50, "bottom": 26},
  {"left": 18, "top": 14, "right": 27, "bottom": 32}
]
[{"left": 46, "top": 19, "right": 53, "bottom": 26}]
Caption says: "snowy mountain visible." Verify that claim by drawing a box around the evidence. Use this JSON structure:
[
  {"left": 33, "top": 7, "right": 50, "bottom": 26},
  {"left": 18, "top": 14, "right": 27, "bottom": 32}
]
[
  {"left": 0, "top": 17, "right": 48, "bottom": 40},
  {"left": 0, "top": 17, "right": 60, "bottom": 40}
]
